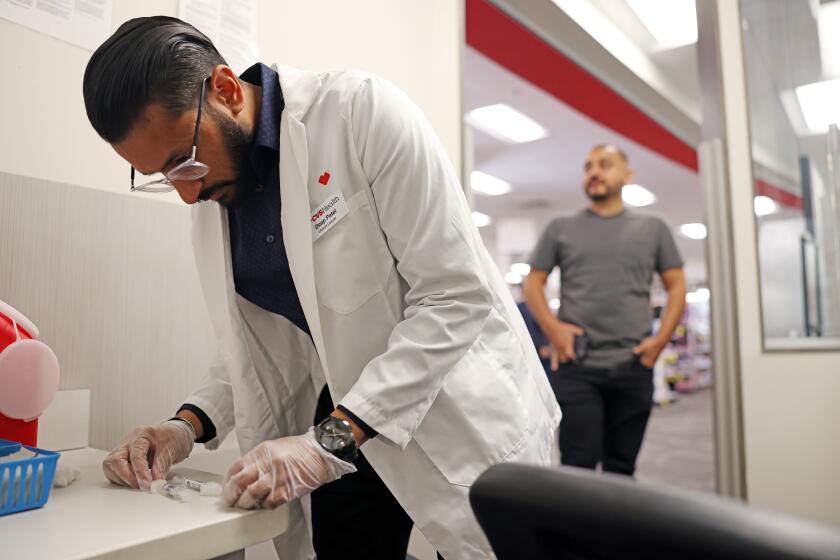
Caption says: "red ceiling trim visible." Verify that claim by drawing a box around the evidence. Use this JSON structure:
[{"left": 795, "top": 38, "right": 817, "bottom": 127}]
[
  {"left": 465, "top": 0, "right": 699, "bottom": 171},
  {"left": 755, "top": 179, "right": 803, "bottom": 210}
]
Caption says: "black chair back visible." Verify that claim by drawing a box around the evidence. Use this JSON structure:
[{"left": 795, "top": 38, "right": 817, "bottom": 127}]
[{"left": 470, "top": 463, "right": 840, "bottom": 560}]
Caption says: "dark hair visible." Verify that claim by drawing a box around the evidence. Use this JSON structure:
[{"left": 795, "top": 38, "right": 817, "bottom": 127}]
[
  {"left": 591, "top": 144, "right": 629, "bottom": 163},
  {"left": 83, "top": 16, "right": 226, "bottom": 143}
]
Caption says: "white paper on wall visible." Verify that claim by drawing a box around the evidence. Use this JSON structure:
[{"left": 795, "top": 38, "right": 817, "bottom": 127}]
[
  {"left": 179, "top": 0, "right": 259, "bottom": 75},
  {"left": 0, "top": 0, "right": 112, "bottom": 51}
]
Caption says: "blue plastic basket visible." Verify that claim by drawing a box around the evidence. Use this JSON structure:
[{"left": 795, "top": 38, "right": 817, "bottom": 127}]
[{"left": 0, "top": 438, "right": 60, "bottom": 516}]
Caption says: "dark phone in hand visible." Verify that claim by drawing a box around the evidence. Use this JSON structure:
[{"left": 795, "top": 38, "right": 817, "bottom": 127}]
[{"left": 573, "top": 333, "right": 589, "bottom": 362}]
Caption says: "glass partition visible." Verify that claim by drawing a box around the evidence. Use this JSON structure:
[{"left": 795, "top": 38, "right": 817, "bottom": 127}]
[{"left": 740, "top": 0, "right": 840, "bottom": 347}]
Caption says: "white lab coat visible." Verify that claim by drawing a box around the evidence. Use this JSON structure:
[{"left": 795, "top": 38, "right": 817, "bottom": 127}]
[{"left": 185, "top": 66, "right": 561, "bottom": 559}]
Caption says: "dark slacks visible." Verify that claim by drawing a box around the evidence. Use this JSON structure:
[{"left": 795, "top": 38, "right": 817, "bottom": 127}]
[
  {"left": 550, "top": 360, "right": 654, "bottom": 476},
  {"left": 310, "top": 387, "right": 445, "bottom": 559}
]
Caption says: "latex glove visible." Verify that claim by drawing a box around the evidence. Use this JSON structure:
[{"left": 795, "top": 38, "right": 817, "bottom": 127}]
[
  {"left": 222, "top": 427, "right": 357, "bottom": 510},
  {"left": 102, "top": 420, "right": 194, "bottom": 490}
]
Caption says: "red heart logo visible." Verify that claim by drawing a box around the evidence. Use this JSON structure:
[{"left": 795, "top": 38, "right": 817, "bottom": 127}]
[{"left": 318, "top": 172, "right": 331, "bottom": 185}]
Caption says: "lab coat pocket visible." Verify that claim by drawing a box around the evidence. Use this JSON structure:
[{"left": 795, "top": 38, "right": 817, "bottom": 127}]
[
  {"left": 412, "top": 308, "right": 531, "bottom": 486},
  {"left": 313, "top": 191, "right": 393, "bottom": 314}
]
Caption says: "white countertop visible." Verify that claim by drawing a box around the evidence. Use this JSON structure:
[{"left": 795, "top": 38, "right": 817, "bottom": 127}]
[{"left": 0, "top": 447, "right": 288, "bottom": 560}]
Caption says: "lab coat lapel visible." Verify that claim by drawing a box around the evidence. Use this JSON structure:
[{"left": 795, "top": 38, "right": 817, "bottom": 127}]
[
  {"left": 279, "top": 113, "right": 331, "bottom": 383},
  {"left": 191, "top": 203, "right": 241, "bottom": 348}
]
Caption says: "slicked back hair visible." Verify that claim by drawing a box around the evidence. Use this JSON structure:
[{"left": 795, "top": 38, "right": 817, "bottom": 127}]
[{"left": 83, "top": 16, "right": 225, "bottom": 143}]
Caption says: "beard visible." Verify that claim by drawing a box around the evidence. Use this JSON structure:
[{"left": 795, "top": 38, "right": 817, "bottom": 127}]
[
  {"left": 199, "top": 108, "right": 257, "bottom": 208},
  {"left": 585, "top": 180, "right": 617, "bottom": 202}
]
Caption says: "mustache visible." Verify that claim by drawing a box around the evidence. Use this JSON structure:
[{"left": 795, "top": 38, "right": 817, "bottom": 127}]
[
  {"left": 587, "top": 177, "right": 603, "bottom": 187},
  {"left": 198, "top": 181, "right": 236, "bottom": 202}
]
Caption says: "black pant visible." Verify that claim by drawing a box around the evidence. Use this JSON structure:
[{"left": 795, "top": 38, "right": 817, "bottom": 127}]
[
  {"left": 311, "top": 387, "right": 445, "bottom": 560},
  {"left": 550, "top": 360, "right": 654, "bottom": 476}
]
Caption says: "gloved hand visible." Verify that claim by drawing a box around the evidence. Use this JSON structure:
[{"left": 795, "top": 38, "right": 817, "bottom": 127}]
[
  {"left": 102, "top": 420, "right": 194, "bottom": 490},
  {"left": 221, "top": 427, "right": 357, "bottom": 509}
]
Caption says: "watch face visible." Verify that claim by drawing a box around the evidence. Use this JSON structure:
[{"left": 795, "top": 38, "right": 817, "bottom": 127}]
[{"left": 317, "top": 418, "right": 356, "bottom": 457}]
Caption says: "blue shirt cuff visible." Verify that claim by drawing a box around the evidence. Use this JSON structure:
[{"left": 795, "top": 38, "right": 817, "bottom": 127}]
[{"left": 336, "top": 405, "right": 378, "bottom": 439}]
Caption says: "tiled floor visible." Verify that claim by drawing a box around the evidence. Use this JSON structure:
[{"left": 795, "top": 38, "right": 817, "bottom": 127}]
[{"left": 635, "top": 388, "right": 716, "bottom": 493}]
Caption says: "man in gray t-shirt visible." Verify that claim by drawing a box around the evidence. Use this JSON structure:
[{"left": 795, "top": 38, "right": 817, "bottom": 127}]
[{"left": 524, "top": 144, "right": 686, "bottom": 476}]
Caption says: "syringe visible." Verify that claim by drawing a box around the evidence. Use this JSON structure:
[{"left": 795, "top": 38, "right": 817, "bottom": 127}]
[
  {"left": 172, "top": 475, "right": 222, "bottom": 497},
  {"left": 150, "top": 479, "right": 190, "bottom": 502}
]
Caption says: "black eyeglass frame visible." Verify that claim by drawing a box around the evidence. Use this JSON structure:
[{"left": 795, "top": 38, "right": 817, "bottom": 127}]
[{"left": 129, "top": 77, "right": 211, "bottom": 193}]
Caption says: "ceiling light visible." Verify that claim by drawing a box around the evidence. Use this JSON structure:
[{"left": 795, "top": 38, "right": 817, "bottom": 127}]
[
  {"left": 549, "top": 298, "right": 560, "bottom": 310},
  {"left": 779, "top": 89, "right": 813, "bottom": 137},
  {"left": 679, "top": 223, "right": 707, "bottom": 240},
  {"left": 818, "top": 2, "right": 840, "bottom": 79},
  {"left": 794, "top": 78, "right": 840, "bottom": 134},
  {"left": 511, "top": 263, "right": 531, "bottom": 276},
  {"left": 471, "top": 171, "right": 512, "bottom": 196},
  {"left": 754, "top": 195, "right": 778, "bottom": 217},
  {"left": 465, "top": 104, "right": 549, "bottom": 144},
  {"left": 505, "top": 272, "right": 523, "bottom": 284},
  {"left": 627, "top": 0, "right": 698, "bottom": 49},
  {"left": 472, "top": 211, "right": 491, "bottom": 228},
  {"left": 622, "top": 184, "right": 657, "bottom": 207},
  {"left": 686, "top": 288, "right": 710, "bottom": 304}
]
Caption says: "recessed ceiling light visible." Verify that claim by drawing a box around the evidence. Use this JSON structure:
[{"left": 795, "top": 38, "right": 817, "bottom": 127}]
[
  {"left": 754, "top": 195, "right": 778, "bottom": 217},
  {"left": 818, "top": 2, "right": 840, "bottom": 79},
  {"left": 679, "top": 223, "right": 707, "bottom": 240},
  {"left": 465, "top": 104, "right": 549, "bottom": 144},
  {"left": 471, "top": 171, "right": 512, "bottom": 196},
  {"left": 472, "top": 211, "right": 492, "bottom": 228},
  {"left": 626, "top": 0, "right": 698, "bottom": 49},
  {"left": 549, "top": 298, "right": 560, "bottom": 310},
  {"left": 504, "top": 271, "right": 523, "bottom": 284},
  {"left": 779, "top": 89, "right": 813, "bottom": 137},
  {"left": 622, "top": 184, "right": 657, "bottom": 207},
  {"left": 511, "top": 263, "right": 531, "bottom": 276},
  {"left": 794, "top": 78, "right": 840, "bottom": 134}
]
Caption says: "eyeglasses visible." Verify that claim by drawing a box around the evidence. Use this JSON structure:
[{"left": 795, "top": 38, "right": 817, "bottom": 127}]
[{"left": 130, "top": 77, "right": 211, "bottom": 193}]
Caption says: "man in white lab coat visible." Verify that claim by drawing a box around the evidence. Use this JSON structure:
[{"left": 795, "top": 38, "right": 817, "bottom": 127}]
[{"left": 83, "top": 17, "right": 560, "bottom": 560}]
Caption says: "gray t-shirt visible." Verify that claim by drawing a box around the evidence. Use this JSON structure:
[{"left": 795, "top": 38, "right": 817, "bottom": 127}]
[{"left": 530, "top": 209, "right": 683, "bottom": 369}]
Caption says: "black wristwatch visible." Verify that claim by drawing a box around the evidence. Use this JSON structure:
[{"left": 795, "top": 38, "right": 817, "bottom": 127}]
[{"left": 314, "top": 416, "right": 359, "bottom": 463}]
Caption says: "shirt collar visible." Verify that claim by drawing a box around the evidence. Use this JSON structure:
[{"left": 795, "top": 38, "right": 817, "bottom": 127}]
[{"left": 239, "top": 63, "right": 282, "bottom": 156}]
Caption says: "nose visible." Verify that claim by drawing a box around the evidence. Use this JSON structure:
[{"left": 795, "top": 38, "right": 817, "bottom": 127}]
[{"left": 171, "top": 179, "right": 204, "bottom": 205}]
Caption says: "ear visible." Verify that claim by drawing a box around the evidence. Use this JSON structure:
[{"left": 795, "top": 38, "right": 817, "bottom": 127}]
[
  {"left": 624, "top": 166, "right": 635, "bottom": 184},
  {"left": 207, "top": 64, "right": 246, "bottom": 116}
]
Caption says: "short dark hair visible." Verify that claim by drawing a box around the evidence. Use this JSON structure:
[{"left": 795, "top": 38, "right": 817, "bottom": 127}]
[
  {"left": 83, "top": 16, "right": 226, "bottom": 143},
  {"left": 591, "top": 144, "right": 629, "bottom": 163}
]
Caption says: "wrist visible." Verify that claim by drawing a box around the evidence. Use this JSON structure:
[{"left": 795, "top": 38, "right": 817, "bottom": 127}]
[
  {"left": 175, "top": 410, "right": 203, "bottom": 440},
  {"left": 653, "top": 334, "right": 671, "bottom": 347},
  {"left": 544, "top": 318, "right": 566, "bottom": 334},
  {"left": 330, "top": 409, "right": 369, "bottom": 446},
  {"left": 167, "top": 416, "right": 196, "bottom": 444},
  {"left": 164, "top": 418, "right": 195, "bottom": 456}
]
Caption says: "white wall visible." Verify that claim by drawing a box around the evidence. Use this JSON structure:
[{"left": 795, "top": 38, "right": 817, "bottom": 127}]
[{"left": 716, "top": 0, "right": 840, "bottom": 526}]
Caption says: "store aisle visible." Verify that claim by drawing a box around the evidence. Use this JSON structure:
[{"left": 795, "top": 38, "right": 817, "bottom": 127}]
[{"left": 636, "top": 388, "right": 715, "bottom": 493}]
